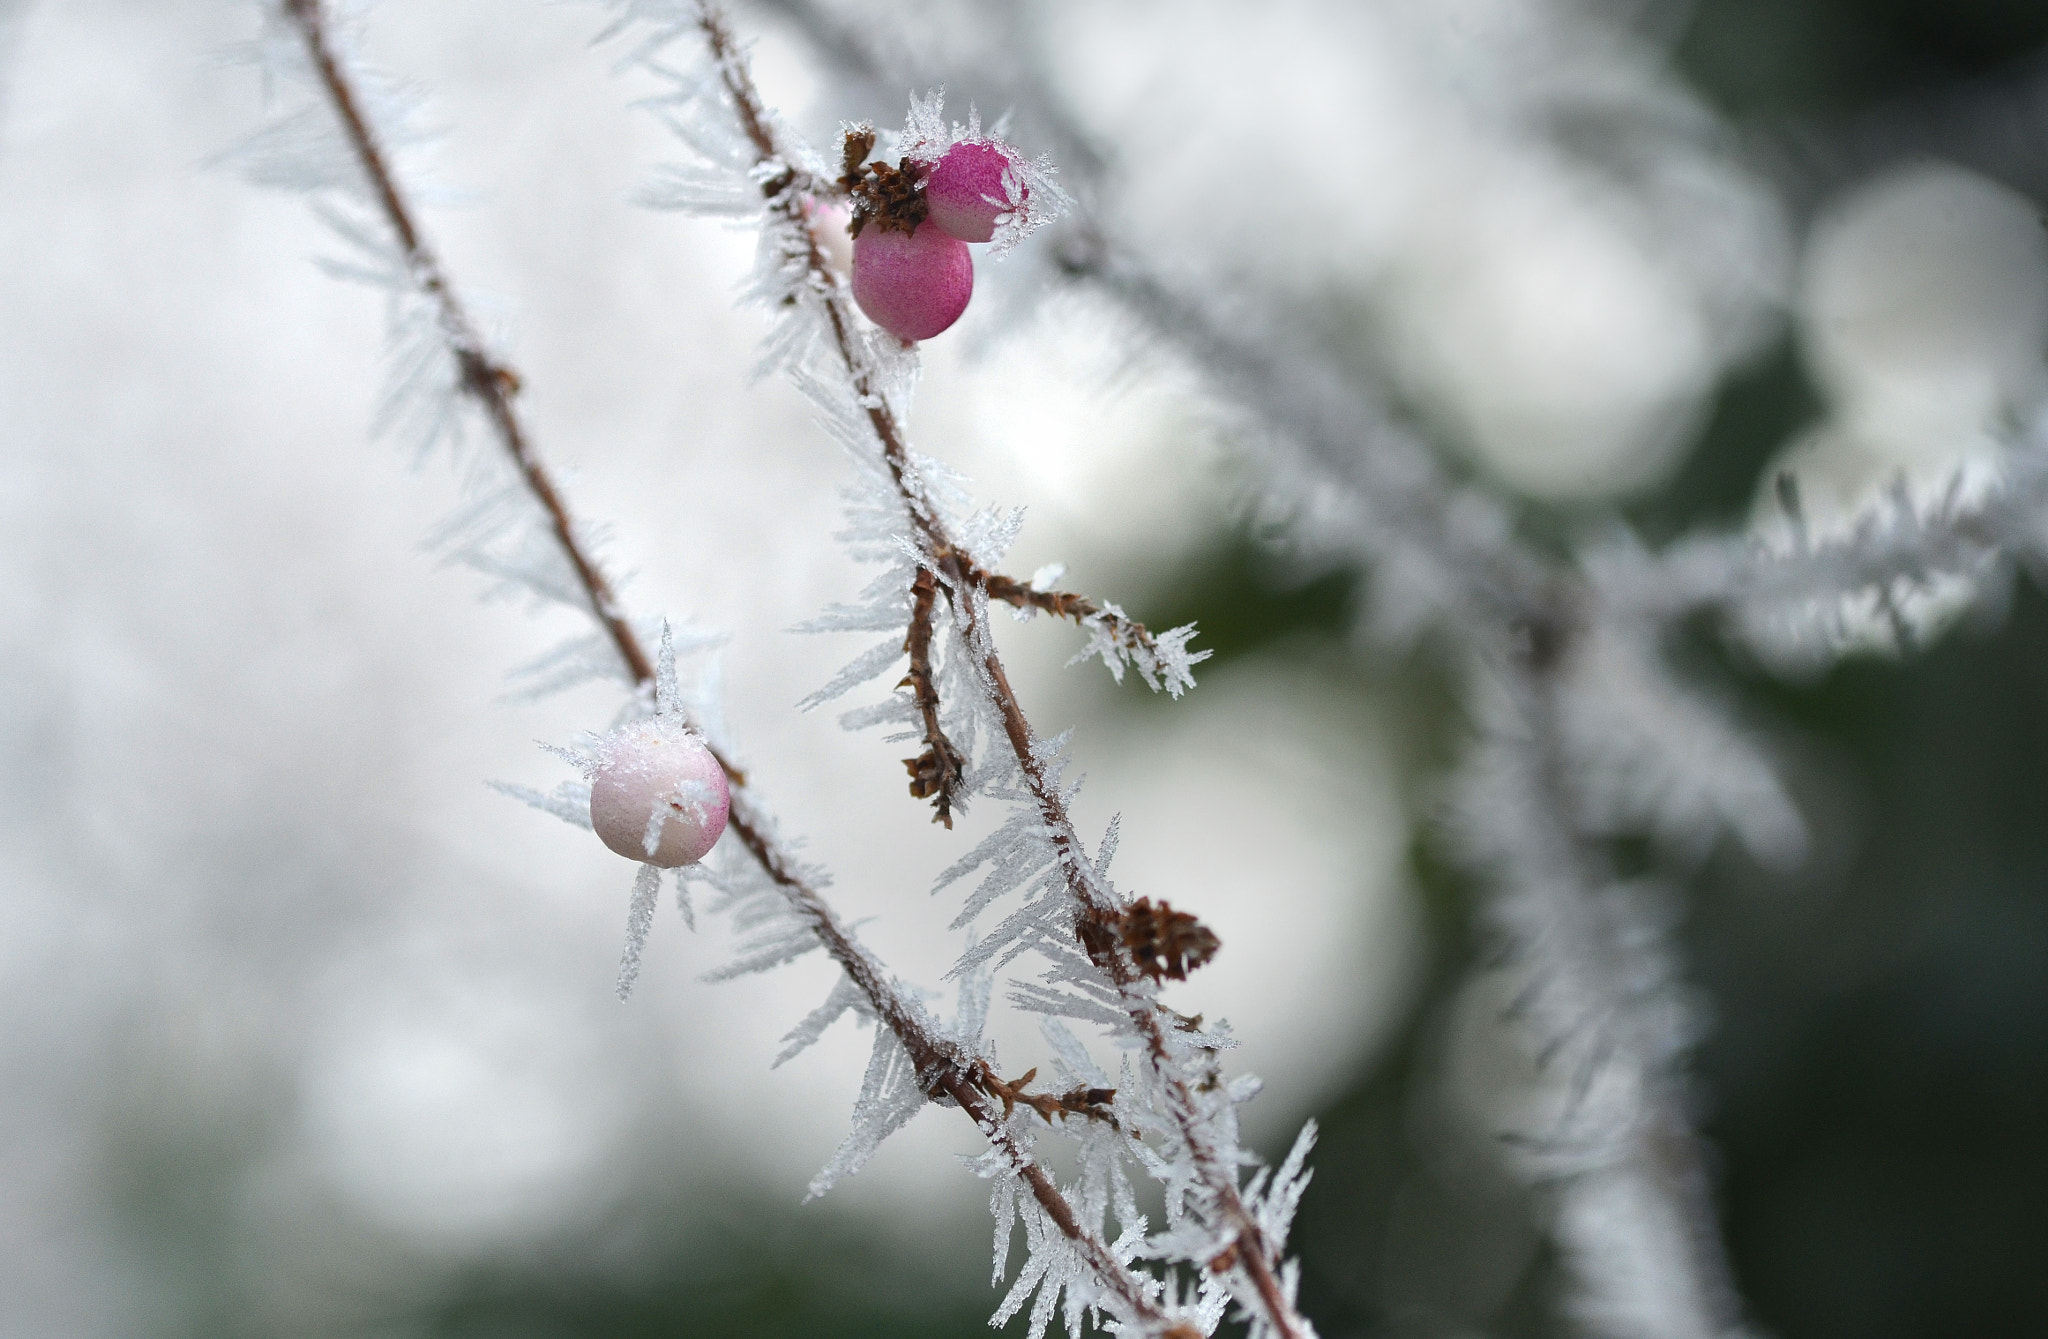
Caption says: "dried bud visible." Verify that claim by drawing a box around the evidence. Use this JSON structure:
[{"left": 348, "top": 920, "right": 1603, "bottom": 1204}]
[
  {"left": 852, "top": 221, "right": 974, "bottom": 341},
  {"left": 1119, "top": 898, "right": 1221, "bottom": 982},
  {"left": 589, "top": 718, "right": 729, "bottom": 867}
]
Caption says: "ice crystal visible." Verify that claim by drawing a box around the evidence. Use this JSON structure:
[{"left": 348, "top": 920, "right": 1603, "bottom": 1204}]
[
  {"left": 773, "top": 973, "right": 870, "bottom": 1069},
  {"left": 807, "top": 1022, "right": 929, "bottom": 1199},
  {"left": 614, "top": 862, "right": 663, "bottom": 1000},
  {"left": 1069, "top": 606, "right": 1210, "bottom": 699},
  {"left": 486, "top": 778, "right": 594, "bottom": 831},
  {"left": 1555, "top": 623, "right": 1806, "bottom": 869}
]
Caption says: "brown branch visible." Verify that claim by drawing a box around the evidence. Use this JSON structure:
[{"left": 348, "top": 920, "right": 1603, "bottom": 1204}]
[
  {"left": 900, "top": 566, "right": 967, "bottom": 826},
  {"left": 979, "top": 567, "right": 1104, "bottom": 622},
  {"left": 678, "top": 7, "right": 1313, "bottom": 1331},
  {"left": 973, "top": 1062, "right": 1119, "bottom": 1129},
  {"left": 284, "top": 3, "right": 1169, "bottom": 1330},
  {"left": 977, "top": 562, "right": 1179, "bottom": 664},
  {"left": 947, "top": 488, "right": 1310, "bottom": 1339},
  {"left": 282, "top": 0, "right": 657, "bottom": 693}
]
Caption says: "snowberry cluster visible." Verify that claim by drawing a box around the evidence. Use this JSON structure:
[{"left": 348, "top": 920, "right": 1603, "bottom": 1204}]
[{"left": 836, "top": 114, "right": 1057, "bottom": 342}]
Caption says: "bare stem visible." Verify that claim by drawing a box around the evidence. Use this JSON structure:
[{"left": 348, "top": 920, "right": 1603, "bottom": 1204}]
[{"left": 283, "top": 2, "right": 1166, "bottom": 1326}]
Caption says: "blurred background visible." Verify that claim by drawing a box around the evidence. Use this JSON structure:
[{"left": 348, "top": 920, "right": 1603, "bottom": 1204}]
[{"left": 2, "top": 0, "right": 2046, "bottom": 1335}]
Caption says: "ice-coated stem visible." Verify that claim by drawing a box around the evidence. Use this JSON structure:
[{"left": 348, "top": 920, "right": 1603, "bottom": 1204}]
[
  {"left": 673, "top": 18, "right": 1305, "bottom": 1339},
  {"left": 680, "top": 4, "right": 1313, "bottom": 1332},
  {"left": 278, "top": 2, "right": 1176, "bottom": 1329},
  {"left": 282, "top": 0, "right": 656, "bottom": 689}
]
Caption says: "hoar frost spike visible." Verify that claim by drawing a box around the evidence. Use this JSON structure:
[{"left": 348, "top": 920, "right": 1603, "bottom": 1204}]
[{"left": 589, "top": 717, "right": 730, "bottom": 866}]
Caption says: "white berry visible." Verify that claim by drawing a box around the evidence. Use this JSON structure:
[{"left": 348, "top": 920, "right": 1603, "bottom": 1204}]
[{"left": 588, "top": 718, "right": 730, "bottom": 867}]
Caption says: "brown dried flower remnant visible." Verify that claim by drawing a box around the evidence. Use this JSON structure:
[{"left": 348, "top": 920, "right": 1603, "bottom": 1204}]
[
  {"left": 1080, "top": 898, "right": 1222, "bottom": 983},
  {"left": 1122, "top": 897, "right": 1222, "bottom": 981},
  {"left": 837, "top": 124, "right": 876, "bottom": 186},
  {"left": 840, "top": 126, "right": 928, "bottom": 237}
]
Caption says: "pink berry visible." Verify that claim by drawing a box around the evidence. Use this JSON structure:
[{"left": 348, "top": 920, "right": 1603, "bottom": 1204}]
[
  {"left": 588, "top": 719, "right": 730, "bottom": 867},
  {"left": 852, "top": 221, "right": 974, "bottom": 341},
  {"left": 925, "top": 141, "right": 1023, "bottom": 244},
  {"left": 803, "top": 197, "right": 855, "bottom": 283}
]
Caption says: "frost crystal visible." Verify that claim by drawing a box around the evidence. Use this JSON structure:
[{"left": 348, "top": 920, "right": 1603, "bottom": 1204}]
[
  {"left": 1069, "top": 606, "right": 1210, "bottom": 699},
  {"left": 614, "top": 862, "right": 662, "bottom": 1001},
  {"left": 807, "top": 1023, "right": 930, "bottom": 1199}
]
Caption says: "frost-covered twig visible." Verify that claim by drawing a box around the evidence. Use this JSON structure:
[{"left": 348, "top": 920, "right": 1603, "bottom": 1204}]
[
  {"left": 268, "top": 4, "right": 1179, "bottom": 1330},
  {"left": 279, "top": 0, "right": 658, "bottom": 688},
  {"left": 1449, "top": 643, "right": 1749, "bottom": 1339},
  {"left": 618, "top": 5, "right": 1314, "bottom": 1334},
  {"left": 902, "top": 565, "right": 969, "bottom": 825},
  {"left": 1596, "top": 443, "right": 2048, "bottom": 644},
  {"left": 976, "top": 563, "right": 1207, "bottom": 696}
]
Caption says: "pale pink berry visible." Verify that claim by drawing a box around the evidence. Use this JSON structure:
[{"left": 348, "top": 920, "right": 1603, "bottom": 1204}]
[
  {"left": 804, "top": 197, "right": 856, "bottom": 283},
  {"left": 924, "top": 141, "right": 1023, "bottom": 244},
  {"left": 588, "top": 718, "right": 730, "bottom": 867},
  {"left": 852, "top": 221, "right": 974, "bottom": 342}
]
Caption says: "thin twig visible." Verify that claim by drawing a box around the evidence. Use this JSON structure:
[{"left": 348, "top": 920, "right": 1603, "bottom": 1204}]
[
  {"left": 282, "top": 3, "right": 1168, "bottom": 1327},
  {"left": 977, "top": 562, "right": 1168, "bottom": 649},
  {"left": 675, "top": 17, "right": 1308, "bottom": 1336},
  {"left": 281, "top": 0, "right": 655, "bottom": 691},
  {"left": 686, "top": 5, "right": 1315, "bottom": 1332},
  {"left": 901, "top": 565, "right": 968, "bottom": 826},
  {"left": 1493, "top": 638, "right": 1747, "bottom": 1334},
  {"left": 904, "top": 554, "right": 1169, "bottom": 824},
  {"left": 975, "top": 1062, "right": 1120, "bottom": 1128}
]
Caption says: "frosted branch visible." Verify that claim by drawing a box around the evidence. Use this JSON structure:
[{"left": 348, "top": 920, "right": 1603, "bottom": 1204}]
[
  {"left": 273, "top": 5, "right": 1175, "bottom": 1331},
  {"left": 604, "top": 3, "right": 1307, "bottom": 1332},
  {"left": 1446, "top": 646, "right": 1748, "bottom": 1338},
  {"left": 902, "top": 565, "right": 969, "bottom": 826}
]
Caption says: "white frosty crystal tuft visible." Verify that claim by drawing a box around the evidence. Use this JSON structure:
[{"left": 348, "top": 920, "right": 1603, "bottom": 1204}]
[{"left": 588, "top": 717, "right": 730, "bottom": 867}]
